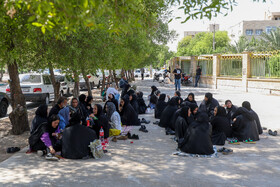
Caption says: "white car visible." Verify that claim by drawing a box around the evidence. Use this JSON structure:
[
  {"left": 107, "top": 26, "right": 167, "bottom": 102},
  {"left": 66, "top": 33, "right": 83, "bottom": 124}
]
[
  {"left": 55, "top": 75, "right": 74, "bottom": 96},
  {"left": 79, "top": 74, "right": 101, "bottom": 90},
  {"left": 6, "top": 74, "right": 54, "bottom": 104},
  {"left": 135, "top": 69, "right": 150, "bottom": 78}
]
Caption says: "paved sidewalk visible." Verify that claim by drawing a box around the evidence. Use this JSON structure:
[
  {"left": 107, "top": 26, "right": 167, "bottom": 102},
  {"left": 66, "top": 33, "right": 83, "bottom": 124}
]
[{"left": 0, "top": 79, "right": 279, "bottom": 187}]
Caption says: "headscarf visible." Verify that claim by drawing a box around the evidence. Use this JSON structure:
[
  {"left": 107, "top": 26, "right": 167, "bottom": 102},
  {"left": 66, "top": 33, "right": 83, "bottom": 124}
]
[
  {"left": 35, "top": 104, "right": 48, "bottom": 118},
  {"left": 47, "top": 114, "right": 60, "bottom": 133},
  {"left": 242, "top": 101, "right": 251, "bottom": 111},
  {"left": 189, "top": 103, "right": 198, "bottom": 115},
  {"left": 168, "top": 97, "right": 179, "bottom": 106},
  {"left": 68, "top": 112, "right": 81, "bottom": 127},
  {"left": 122, "top": 95, "right": 130, "bottom": 108},
  {"left": 106, "top": 102, "right": 116, "bottom": 119},
  {"left": 58, "top": 107, "right": 70, "bottom": 124},
  {"left": 79, "top": 94, "right": 87, "bottom": 104},
  {"left": 151, "top": 86, "right": 158, "bottom": 95},
  {"left": 86, "top": 96, "right": 93, "bottom": 104},
  {"left": 179, "top": 106, "right": 190, "bottom": 122},
  {"left": 137, "top": 91, "right": 144, "bottom": 99},
  {"left": 127, "top": 89, "right": 135, "bottom": 96},
  {"left": 154, "top": 90, "right": 161, "bottom": 96},
  {"left": 187, "top": 93, "right": 195, "bottom": 101},
  {"left": 175, "top": 91, "right": 181, "bottom": 97},
  {"left": 158, "top": 94, "right": 166, "bottom": 101},
  {"left": 94, "top": 104, "right": 104, "bottom": 117},
  {"left": 205, "top": 93, "right": 213, "bottom": 105},
  {"left": 196, "top": 112, "right": 209, "bottom": 123},
  {"left": 70, "top": 98, "right": 78, "bottom": 108},
  {"left": 215, "top": 106, "right": 226, "bottom": 117}
]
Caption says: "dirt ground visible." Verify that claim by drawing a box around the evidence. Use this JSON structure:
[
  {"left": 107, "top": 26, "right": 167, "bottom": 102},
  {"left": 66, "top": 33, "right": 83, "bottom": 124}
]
[{"left": 0, "top": 78, "right": 280, "bottom": 186}]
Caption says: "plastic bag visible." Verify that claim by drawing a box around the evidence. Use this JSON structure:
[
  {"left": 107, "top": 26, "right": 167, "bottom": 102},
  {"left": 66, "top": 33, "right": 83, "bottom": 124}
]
[{"left": 88, "top": 140, "right": 104, "bottom": 159}]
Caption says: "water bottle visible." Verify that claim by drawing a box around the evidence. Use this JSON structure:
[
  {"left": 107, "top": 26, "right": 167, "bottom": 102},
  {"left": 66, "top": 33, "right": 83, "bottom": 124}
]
[{"left": 99, "top": 126, "right": 104, "bottom": 143}]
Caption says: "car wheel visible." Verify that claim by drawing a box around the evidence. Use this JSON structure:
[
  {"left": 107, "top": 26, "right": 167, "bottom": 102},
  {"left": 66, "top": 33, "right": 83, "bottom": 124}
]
[
  {"left": 45, "top": 95, "right": 50, "bottom": 105},
  {"left": 0, "top": 101, "right": 8, "bottom": 117}
]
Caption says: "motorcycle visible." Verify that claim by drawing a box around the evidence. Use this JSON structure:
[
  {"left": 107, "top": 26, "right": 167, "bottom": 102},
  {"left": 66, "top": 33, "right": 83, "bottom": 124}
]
[
  {"left": 181, "top": 73, "right": 192, "bottom": 86},
  {"left": 153, "top": 73, "right": 160, "bottom": 82}
]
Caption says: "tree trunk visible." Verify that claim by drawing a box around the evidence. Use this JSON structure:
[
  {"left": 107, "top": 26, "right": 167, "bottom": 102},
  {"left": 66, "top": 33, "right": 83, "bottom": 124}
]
[
  {"left": 112, "top": 70, "right": 119, "bottom": 88},
  {"left": 8, "top": 61, "right": 29, "bottom": 135},
  {"left": 100, "top": 69, "right": 106, "bottom": 96},
  {"left": 131, "top": 69, "right": 135, "bottom": 81},
  {"left": 150, "top": 65, "right": 153, "bottom": 78},
  {"left": 48, "top": 62, "right": 60, "bottom": 105},
  {"left": 82, "top": 70, "right": 92, "bottom": 97},
  {"left": 73, "top": 70, "right": 80, "bottom": 98},
  {"left": 121, "top": 68, "right": 125, "bottom": 77},
  {"left": 0, "top": 64, "right": 3, "bottom": 82}
]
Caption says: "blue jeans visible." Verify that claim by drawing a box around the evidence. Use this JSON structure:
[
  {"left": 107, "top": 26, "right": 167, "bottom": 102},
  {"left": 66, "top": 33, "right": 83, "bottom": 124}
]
[
  {"left": 175, "top": 78, "right": 181, "bottom": 90},
  {"left": 195, "top": 75, "right": 200, "bottom": 87}
]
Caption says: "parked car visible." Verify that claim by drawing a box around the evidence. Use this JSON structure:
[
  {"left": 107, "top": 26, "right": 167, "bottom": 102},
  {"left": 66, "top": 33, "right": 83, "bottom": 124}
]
[
  {"left": 154, "top": 69, "right": 168, "bottom": 77},
  {"left": 79, "top": 74, "right": 101, "bottom": 90},
  {"left": 134, "top": 69, "right": 141, "bottom": 77},
  {"left": 6, "top": 74, "right": 54, "bottom": 104},
  {"left": 0, "top": 92, "right": 9, "bottom": 117},
  {"left": 55, "top": 75, "right": 74, "bottom": 96}
]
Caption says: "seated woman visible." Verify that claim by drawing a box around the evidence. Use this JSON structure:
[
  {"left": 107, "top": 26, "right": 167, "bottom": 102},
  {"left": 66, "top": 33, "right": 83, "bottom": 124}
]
[
  {"left": 225, "top": 100, "right": 238, "bottom": 123},
  {"left": 242, "top": 101, "right": 263, "bottom": 134},
  {"left": 174, "top": 91, "right": 183, "bottom": 107},
  {"left": 79, "top": 94, "right": 89, "bottom": 123},
  {"left": 86, "top": 96, "right": 94, "bottom": 115},
  {"left": 28, "top": 115, "right": 61, "bottom": 159},
  {"left": 106, "top": 83, "right": 119, "bottom": 101},
  {"left": 58, "top": 106, "right": 70, "bottom": 130},
  {"left": 159, "top": 97, "right": 179, "bottom": 134},
  {"left": 62, "top": 113, "right": 97, "bottom": 159},
  {"left": 178, "top": 113, "right": 214, "bottom": 155},
  {"left": 184, "top": 93, "right": 197, "bottom": 105},
  {"left": 175, "top": 106, "right": 194, "bottom": 141},
  {"left": 103, "top": 93, "right": 119, "bottom": 114},
  {"left": 119, "top": 95, "right": 140, "bottom": 126},
  {"left": 210, "top": 106, "right": 232, "bottom": 145},
  {"left": 155, "top": 94, "right": 168, "bottom": 119},
  {"left": 129, "top": 93, "right": 139, "bottom": 115},
  {"left": 30, "top": 104, "right": 48, "bottom": 134},
  {"left": 91, "top": 104, "right": 110, "bottom": 139},
  {"left": 137, "top": 92, "right": 147, "bottom": 114},
  {"left": 106, "top": 102, "right": 121, "bottom": 130},
  {"left": 189, "top": 103, "right": 198, "bottom": 117},
  {"left": 199, "top": 92, "right": 219, "bottom": 120},
  {"left": 231, "top": 106, "right": 260, "bottom": 141},
  {"left": 149, "top": 90, "right": 160, "bottom": 109}
]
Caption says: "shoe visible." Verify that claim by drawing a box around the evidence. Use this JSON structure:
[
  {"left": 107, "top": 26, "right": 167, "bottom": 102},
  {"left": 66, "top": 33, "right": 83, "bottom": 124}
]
[
  {"left": 139, "top": 125, "right": 148, "bottom": 133},
  {"left": 6, "top": 147, "right": 20, "bottom": 153},
  {"left": 131, "top": 134, "right": 139, "bottom": 140},
  {"left": 262, "top": 127, "right": 267, "bottom": 130},
  {"left": 141, "top": 118, "right": 150, "bottom": 124},
  {"left": 111, "top": 137, "right": 118, "bottom": 142},
  {"left": 153, "top": 121, "right": 159, "bottom": 125},
  {"left": 45, "top": 153, "right": 59, "bottom": 161},
  {"left": 222, "top": 148, "right": 233, "bottom": 155},
  {"left": 117, "top": 135, "right": 128, "bottom": 140},
  {"left": 127, "top": 132, "right": 132, "bottom": 139},
  {"left": 268, "top": 129, "right": 277, "bottom": 136},
  {"left": 165, "top": 129, "right": 175, "bottom": 135}
]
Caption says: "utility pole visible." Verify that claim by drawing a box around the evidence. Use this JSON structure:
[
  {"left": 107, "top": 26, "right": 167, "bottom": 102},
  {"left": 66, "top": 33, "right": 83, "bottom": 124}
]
[{"left": 213, "top": 23, "right": 216, "bottom": 51}]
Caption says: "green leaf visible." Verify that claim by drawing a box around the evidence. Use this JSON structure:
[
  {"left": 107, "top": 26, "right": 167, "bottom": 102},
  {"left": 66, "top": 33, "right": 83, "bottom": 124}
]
[
  {"left": 32, "top": 22, "right": 43, "bottom": 27},
  {"left": 83, "top": 0, "right": 88, "bottom": 8},
  {"left": 28, "top": 15, "right": 36, "bottom": 23},
  {"left": 41, "top": 26, "right": 46, "bottom": 34}
]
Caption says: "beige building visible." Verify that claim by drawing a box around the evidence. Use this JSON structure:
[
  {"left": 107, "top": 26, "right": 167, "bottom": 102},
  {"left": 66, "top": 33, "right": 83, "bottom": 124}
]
[
  {"left": 229, "top": 12, "right": 280, "bottom": 43},
  {"left": 184, "top": 24, "right": 220, "bottom": 38}
]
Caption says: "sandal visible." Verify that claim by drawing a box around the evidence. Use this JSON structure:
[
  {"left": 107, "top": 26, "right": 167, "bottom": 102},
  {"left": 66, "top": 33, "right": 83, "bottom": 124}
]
[
  {"left": 243, "top": 138, "right": 256, "bottom": 144},
  {"left": 6, "top": 147, "right": 20, "bottom": 153},
  {"left": 268, "top": 129, "right": 277, "bottom": 136},
  {"left": 139, "top": 125, "right": 148, "bottom": 133},
  {"left": 228, "top": 140, "right": 240, "bottom": 145}
]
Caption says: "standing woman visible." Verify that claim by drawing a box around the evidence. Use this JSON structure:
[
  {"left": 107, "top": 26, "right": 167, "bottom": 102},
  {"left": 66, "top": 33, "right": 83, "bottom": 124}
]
[
  {"left": 91, "top": 104, "right": 110, "bottom": 139},
  {"left": 119, "top": 95, "right": 140, "bottom": 126}
]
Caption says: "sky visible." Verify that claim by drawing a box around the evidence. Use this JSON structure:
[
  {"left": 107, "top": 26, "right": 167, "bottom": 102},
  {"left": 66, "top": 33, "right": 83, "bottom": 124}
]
[{"left": 167, "top": 0, "right": 280, "bottom": 52}]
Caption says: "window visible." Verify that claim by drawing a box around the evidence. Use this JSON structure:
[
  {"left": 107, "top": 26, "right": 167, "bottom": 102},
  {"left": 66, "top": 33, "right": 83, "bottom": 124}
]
[
  {"left": 255, "top": 29, "right": 263, "bottom": 35},
  {"left": 43, "top": 75, "right": 52, "bottom": 85},
  {"left": 246, "top": 29, "right": 253, "bottom": 36},
  {"left": 20, "top": 75, "right": 41, "bottom": 83},
  {"left": 266, "top": 26, "right": 277, "bottom": 34}
]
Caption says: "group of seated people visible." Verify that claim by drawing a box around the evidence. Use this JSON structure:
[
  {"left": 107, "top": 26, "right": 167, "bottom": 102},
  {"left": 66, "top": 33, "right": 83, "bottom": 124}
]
[
  {"left": 28, "top": 82, "right": 147, "bottom": 160},
  {"left": 150, "top": 85, "right": 262, "bottom": 155}
]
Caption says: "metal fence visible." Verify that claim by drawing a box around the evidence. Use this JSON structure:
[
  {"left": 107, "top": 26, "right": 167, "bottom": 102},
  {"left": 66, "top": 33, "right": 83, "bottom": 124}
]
[
  {"left": 220, "top": 55, "right": 242, "bottom": 77},
  {"left": 251, "top": 53, "right": 280, "bottom": 78},
  {"left": 198, "top": 56, "right": 213, "bottom": 76}
]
